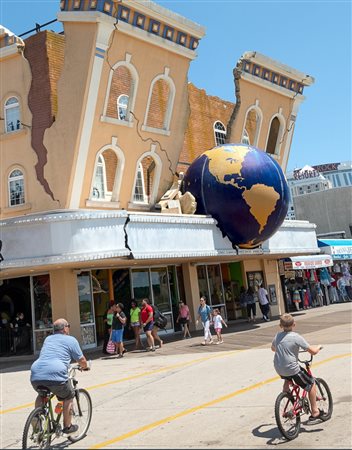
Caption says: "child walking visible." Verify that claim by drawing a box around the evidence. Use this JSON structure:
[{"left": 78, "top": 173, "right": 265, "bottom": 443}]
[{"left": 212, "top": 309, "right": 227, "bottom": 344}]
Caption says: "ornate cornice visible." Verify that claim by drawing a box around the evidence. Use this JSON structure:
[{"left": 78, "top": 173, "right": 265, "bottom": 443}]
[{"left": 59, "top": 0, "right": 205, "bottom": 54}]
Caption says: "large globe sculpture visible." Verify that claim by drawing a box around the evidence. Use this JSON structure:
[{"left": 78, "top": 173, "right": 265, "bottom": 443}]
[{"left": 181, "top": 144, "right": 290, "bottom": 249}]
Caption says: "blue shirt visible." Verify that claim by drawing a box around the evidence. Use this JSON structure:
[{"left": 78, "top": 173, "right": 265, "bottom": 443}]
[
  {"left": 198, "top": 305, "right": 212, "bottom": 323},
  {"left": 31, "top": 333, "right": 83, "bottom": 383}
]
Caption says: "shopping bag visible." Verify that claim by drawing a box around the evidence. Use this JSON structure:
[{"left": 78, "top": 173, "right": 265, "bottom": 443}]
[{"left": 106, "top": 333, "right": 115, "bottom": 354}]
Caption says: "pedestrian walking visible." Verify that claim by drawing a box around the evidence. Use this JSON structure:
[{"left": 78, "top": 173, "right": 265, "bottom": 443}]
[
  {"left": 258, "top": 285, "right": 270, "bottom": 321},
  {"left": 177, "top": 300, "right": 191, "bottom": 339},
  {"left": 151, "top": 304, "right": 164, "bottom": 348},
  {"left": 111, "top": 303, "right": 126, "bottom": 358},
  {"left": 130, "top": 299, "right": 143, "bottom": 350},
  {"left": 212, "top": 308, "right": 227, "bottom": 344},
  {"left": 140, "top": 298, "right": 156, "bottom": 352},
  {"left": 246, "top": 287, "right": 257, "bottom": 322},
  {"left": 196, "top": 296, "right": 213, "bottom": 345}
]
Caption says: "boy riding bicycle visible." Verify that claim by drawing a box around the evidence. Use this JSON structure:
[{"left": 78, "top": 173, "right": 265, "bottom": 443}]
[{"left": 271, "top": 313, "right": 323, "bottom": 421}]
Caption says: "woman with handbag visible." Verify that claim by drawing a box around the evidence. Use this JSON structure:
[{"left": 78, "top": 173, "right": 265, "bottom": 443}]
[{"left": 176, "top": 300, "right": 191, "bottom": 339}]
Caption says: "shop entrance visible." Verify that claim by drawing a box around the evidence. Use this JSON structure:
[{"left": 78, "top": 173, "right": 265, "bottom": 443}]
[
  {"left": 0, "top": 277, "right": 32, "bottom": 355},
  {"left": 92, "top": 266, "right": 184, "bottom": 345}
]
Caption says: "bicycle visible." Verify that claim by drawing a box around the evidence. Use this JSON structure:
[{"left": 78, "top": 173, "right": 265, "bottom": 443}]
[
  {"left": 22, "top": 362, "right": 92, "bottom": 449},
  {"left": 274, "top": 351, "right": 333, "bottom": 440}
]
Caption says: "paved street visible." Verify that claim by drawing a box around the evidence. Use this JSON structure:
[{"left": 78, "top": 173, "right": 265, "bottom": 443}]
[{"left": 1, "top": 303, "right": 351, "bottom": 449}]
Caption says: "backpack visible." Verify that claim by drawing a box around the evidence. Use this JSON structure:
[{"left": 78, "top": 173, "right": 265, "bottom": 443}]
[{"left": 152, "top": 305, "right": 168, "bottom": 329}]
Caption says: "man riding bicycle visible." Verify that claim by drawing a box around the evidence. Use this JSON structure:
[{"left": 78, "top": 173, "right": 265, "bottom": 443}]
[{"left": 30, "top": 318, "right": 89, "bottom": 434}]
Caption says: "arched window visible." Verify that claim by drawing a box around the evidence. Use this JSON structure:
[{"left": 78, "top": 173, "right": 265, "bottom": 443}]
[
  {"left": 214, "top": 121, "right": 226, "bottom": 146},
  {"left": 132, "top": 155, "right": 159, "bottom": 204},
  {"left": 91, "top": 149, "right": 119, "bottom": 201},
  {"left": 266, "top": 116, "right": 284, "bottom": 155},
  {"left": 5, "top": 97, "right": 21, "bottom": 133},
  {"left": 146, "top": 79, "right": 171, "bottom": 130},
  {"left": 8, "top": 169, "right": 25, "bottom": 206},
  {"left": 143, "top": 70, "right": 176, "bottom": 134},
  {"left": 133, "top": 163, "right": 146, "bottom": 203},
  {"left": 117, "top": 94, "right": 129, "bottom": 121},
  {"left": 92, "top": 155, "right": 106, "bottom": 199},
  {"left": 241, "top": 129, "right": 250, "bottom": 145},
  {"left": 242, "top": 107, "right": 262, "bottom": 146},
  {"left": 105, "top": 62, "right": 137, "bottom": 123}
]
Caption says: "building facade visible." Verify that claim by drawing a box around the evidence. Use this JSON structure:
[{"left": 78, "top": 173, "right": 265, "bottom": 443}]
[
  {"left": 286, "top": 162, "right": 352, "bottom": 220},
  {"left": 0, "top": 0, "right": 321, "bottom": 356}
]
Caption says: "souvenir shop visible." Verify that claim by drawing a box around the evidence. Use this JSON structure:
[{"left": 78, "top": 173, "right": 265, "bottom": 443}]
[
  {"left": 279, "top": 255, "right": 335, "bottom": 311},
  {"left": 318, "top": 239, "right": 352, "bottom": 301}
]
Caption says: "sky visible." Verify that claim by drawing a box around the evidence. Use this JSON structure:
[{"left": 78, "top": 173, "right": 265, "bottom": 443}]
[{"left": 1, "top": 0, "right": 351, "bottom": 171}]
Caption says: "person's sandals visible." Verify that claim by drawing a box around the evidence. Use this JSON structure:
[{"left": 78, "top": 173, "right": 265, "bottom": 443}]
[
  {"left": 63, "top": 424, "right": 79, "bottom": 434},
  {"left": 308, "top": 409, "right": 324, "bottom": 421}
]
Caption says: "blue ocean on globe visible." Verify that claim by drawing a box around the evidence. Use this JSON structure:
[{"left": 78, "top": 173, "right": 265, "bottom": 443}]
[{"left": 181, "top": 143, "right": 290, "bottom": 248}]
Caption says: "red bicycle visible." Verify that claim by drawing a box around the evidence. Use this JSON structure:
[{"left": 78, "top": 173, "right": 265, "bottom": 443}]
[{"left": 274, "top": 351, "right": 333, "bottom": 440}]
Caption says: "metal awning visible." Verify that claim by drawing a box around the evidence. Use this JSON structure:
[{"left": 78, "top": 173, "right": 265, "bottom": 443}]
[
  {"left": 284, "top": 254, "right": 333, "bottom": 270},
  {"left": 318, "top": 239, "right": 352, "bottom": 260}
]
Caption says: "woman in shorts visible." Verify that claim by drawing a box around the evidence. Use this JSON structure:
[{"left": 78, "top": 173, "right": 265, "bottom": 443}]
[{"left": 177, "top": 300, "right": 191, "bottom": 339}]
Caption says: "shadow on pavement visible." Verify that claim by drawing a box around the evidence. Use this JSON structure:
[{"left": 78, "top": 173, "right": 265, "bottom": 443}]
[{"left": 252, "top": 422, "right": 323, "bottom": 446}]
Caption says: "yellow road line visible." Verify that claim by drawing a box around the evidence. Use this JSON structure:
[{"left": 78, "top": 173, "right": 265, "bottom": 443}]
[
  {"left": 89, "top": 352, "right": 352, "bottom": 450},
  {"left": 0, "top": 402, "right": 35, "bottom": 415},
  {"left": 0, "top": 349, "right": 242, "bottom": 415}
]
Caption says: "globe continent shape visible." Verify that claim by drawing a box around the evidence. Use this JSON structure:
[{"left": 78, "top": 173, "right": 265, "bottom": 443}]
[{"left": 181, "top": 143, "right": 290, "bottom": 249}]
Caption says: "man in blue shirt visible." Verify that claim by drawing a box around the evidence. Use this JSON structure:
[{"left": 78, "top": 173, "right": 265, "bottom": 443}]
[{"left": 31, "top": 318, "right": 88, "bottom": 434}]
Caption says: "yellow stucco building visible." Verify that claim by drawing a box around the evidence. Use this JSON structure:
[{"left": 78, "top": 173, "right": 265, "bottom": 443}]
[{"left": 0, "top": 0, "right": 326, "bottom": 355}]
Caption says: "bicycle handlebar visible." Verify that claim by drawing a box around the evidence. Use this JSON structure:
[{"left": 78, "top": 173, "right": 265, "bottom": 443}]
[
  {"left": 69, "top": 360, "right": 92, "bottom": 373},
  {"left": 298, "top": 346, "right": 323, "bottom": 364}
]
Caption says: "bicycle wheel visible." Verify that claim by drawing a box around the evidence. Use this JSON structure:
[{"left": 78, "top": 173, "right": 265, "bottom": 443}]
[
  {"left": 315, "top": 378, "right": 333, "bottom": 420},
  {"left": 68, "top": 388, "right": 92, "bottom": 443},
  {"left": 275, "top": 392, "right": 301, "bottom": 440},
  {"left": 22, "top": 407, "right": 51, "bottom": 449}
]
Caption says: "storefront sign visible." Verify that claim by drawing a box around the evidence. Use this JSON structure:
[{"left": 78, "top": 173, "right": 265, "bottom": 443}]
[
  {"left": 284, "top": 255, "right": 333, "bottom": 270},
  {"left": 330, "top": 246, "right": 352, "bottom": 260}
]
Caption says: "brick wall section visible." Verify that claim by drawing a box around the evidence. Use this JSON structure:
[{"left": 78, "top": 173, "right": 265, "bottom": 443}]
[
  {"left": 46, "top": 32, "right": 65, "bottom": 119},
  {"left": 146, "top": 79, "right": 170, "bottom": 129},
  {"left": 107, "top": 66, "right": 132, "bottom": 118},
  {"left": 177, "top": 83, "right": 235, "bottom": 174},
  {"left": 24, "top": 31, "right": 64, "bottom": 200},
  {"left": 101, "top": 149, "right": 118, "bottom": 192}
]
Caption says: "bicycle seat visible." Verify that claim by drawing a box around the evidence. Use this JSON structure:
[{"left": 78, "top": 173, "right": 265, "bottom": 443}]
[{"left": 36, "top": 386, "right": 51, "bottom": 397}]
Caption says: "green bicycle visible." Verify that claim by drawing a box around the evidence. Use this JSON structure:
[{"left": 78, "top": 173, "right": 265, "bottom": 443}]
[{"left": 22, "top": 362, "right": 92, "bottom": 449}]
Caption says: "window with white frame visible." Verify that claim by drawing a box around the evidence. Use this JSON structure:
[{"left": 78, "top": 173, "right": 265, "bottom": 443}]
[
  {"left": 214, "top": 121, "right": 226, "bottom": 146},
  {"left": 117, "top": 94, "right": 129, "bottom": 121},
  {"left": 133, "top": 163, "right": 146, "bottom": 203},
  {"left": 5, "top": 97, "right": 21, "bottom": 133},
  {"left": 243, "top": 108, "right": 261, "bottom": 146},
  {"left": 105, "top": 63, "right": 136, "bottom": 122},
  {"left": 241, "top": 129, "right": 250, "bottom": 145},
  {"left": 8, "top": 169, "right": 25, "bottom": 206},
  {"left": 92, "top": 155, "right": 106, "bottom": 200},
  {"left": 145, "top": 78, "right": 171, "bottom": 130},
  {"left": 91, "top": 149, "right": 119, "bottom": 201}
]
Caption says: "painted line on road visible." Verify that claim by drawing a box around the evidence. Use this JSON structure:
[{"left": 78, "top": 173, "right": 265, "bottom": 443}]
[
  {"left": 0, "top": 349, "right": 243, "bottom": 415},
  {"left": 89, "top": 352, "right": 352, "bottom": 449}
]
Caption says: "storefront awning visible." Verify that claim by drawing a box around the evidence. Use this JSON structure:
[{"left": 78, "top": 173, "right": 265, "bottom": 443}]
[
  {"left": 284, "top": 254, "right": 333, "bottom": 270},
  {"left": 317, "top": 239, "right": 352, "bottom": 260}
]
